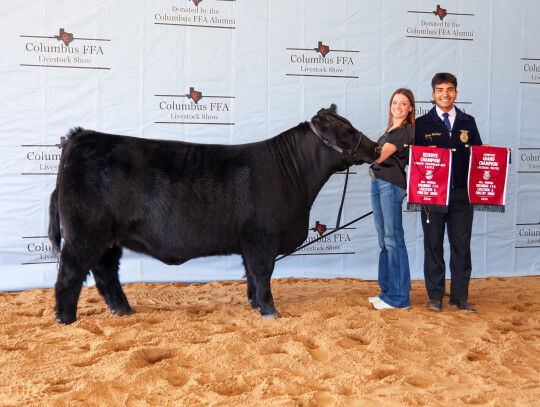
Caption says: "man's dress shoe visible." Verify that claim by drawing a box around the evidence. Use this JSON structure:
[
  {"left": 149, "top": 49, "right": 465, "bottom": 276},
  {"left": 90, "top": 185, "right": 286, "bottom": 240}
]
[
  {"left": 448, "top": 299, "right": 477, "bottom": 313},
  {"left": 427, "top": 298, "right": 442, "bottom": 312}
]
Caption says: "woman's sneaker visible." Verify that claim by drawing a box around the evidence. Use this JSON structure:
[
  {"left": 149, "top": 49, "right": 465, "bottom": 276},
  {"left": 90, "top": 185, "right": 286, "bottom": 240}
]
[
  {"left": 368, "top": 296, "right": 381, "bottom": 303},
  {"left": 373, "top": 299, "right": 410, "bottom": 310}
]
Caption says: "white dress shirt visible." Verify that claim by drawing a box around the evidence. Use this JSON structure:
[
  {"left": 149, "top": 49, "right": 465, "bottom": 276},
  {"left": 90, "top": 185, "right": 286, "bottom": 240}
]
[{"left": 435, "top": 106, "right": 456, "bottom": 134}]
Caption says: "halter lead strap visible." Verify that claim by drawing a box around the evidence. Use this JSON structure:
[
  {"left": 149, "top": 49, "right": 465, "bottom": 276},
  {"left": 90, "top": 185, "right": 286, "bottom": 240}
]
[
  {"left": 309, "top": 121, "right": 344, "bottom": 153},
  {"left": 308, "top": 120, "right": 364, "bottom": 158}
]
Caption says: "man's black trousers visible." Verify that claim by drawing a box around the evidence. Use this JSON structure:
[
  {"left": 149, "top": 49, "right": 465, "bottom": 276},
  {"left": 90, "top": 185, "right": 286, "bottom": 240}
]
[{"left": 420, "top": 188, "right": 474, "bottom": 301}]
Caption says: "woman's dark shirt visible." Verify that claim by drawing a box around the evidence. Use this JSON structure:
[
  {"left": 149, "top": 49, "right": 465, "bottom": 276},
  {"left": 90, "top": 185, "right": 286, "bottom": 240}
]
[{"left": 371, "top": 124, "right": 414, "bottom": 189}]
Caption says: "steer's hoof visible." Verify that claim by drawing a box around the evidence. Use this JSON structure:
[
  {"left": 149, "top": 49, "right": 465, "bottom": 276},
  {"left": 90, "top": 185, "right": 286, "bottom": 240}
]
[
  {"left": 261, "top": 311, "right": 280, "bottom": 319},
  {"left": 55, "top": 314, "right": 76, "bottom": 325},
  {"left": 111, "top": 306, "right": 135, "bottom": 316}
]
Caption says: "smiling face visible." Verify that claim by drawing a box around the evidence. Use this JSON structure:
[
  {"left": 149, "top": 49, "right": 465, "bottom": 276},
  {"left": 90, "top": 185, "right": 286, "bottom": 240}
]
[
  {"left": 391, "top": 93, "right": 412, "bottom": 123},
  {"left": 432, "top": 82, "right": 457, "bottom": 112}
]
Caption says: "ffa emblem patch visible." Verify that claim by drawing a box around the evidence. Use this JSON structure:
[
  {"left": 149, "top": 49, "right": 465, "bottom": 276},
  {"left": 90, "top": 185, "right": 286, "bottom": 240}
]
[
  {"left": 425, "top": 170, "right": 433, "bottom": 180},
  {"left": 483, "top": 171, "right": 491, "bottom": 180},
  {"left": 460, "top": 130, "right": 469, "bottom": 143}
]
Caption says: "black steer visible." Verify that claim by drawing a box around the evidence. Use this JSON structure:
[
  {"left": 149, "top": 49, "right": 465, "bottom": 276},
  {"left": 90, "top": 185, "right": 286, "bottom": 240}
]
[{"left": 48, "top": 104, "right": 380, "bottom": 324}]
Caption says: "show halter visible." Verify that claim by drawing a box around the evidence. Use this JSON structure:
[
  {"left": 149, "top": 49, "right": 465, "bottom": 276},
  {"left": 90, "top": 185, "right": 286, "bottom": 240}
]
[{"left": 308, "top": 118, "right": 364, "bottom": 159}]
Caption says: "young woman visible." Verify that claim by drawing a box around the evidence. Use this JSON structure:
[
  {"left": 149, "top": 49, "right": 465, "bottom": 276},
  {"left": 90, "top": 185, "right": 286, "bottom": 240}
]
[{"left": 368, "top": 88, "right": 415, "bottom": 309}]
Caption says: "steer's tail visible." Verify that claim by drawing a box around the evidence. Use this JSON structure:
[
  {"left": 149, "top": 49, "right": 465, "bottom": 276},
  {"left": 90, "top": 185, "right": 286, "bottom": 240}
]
[
  {"left": 48, "top": 188, "right": 61, "bottom": 255},
  {"left": 48, "top": 127, "right": 84, "bottom": 255}
]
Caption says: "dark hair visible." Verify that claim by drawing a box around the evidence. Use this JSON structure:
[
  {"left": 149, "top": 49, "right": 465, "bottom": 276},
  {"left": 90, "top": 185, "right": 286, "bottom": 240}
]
[
  {"left": 387, "top": 88, "right": 415, "bottom": 130},
  {"left": 431, "top": 72, "right": 457, "bottom": 91}
]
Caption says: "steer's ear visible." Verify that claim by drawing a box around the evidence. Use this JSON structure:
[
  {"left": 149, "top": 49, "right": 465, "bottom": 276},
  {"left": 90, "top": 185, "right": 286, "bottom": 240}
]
[{"left": 316, "top": 104, "right": 337, "bottom": 118}]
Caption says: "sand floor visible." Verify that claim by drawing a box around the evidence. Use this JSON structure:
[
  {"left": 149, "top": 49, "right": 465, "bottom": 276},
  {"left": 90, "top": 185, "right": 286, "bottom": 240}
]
[{"left": 0, "top": 276, "right": 538, "bottom": 406}]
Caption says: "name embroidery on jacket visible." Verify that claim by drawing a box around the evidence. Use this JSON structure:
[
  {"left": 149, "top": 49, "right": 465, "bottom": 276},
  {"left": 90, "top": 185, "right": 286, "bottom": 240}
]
[{"left": 425, "top": 132, "right": 441, "bottom": 142}]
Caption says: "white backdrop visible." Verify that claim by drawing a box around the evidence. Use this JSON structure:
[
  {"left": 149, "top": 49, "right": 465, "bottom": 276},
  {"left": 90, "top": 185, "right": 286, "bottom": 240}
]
[{"left": 1, "top": 0, "right": 539, "bottom": 291}]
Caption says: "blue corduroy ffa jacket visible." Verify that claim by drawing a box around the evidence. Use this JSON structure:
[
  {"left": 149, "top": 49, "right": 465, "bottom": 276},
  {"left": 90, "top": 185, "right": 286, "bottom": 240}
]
[{"left": 414, "top": 106, "right": 482, "bottom": 188}]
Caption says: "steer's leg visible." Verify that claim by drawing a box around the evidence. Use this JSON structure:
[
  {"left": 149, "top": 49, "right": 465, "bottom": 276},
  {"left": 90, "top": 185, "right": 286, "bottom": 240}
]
[
  {"left": 241, "top": 254, "right": 259, "bottom": 310},
  {"left": 91, "top": 246, "right": 134, "bottom": 317},
  {"left": 55, "top": 243, "right": 89, "bottom": 324},
  {"left": 241, "top": 239, "right": 279, "bottom": 319}
]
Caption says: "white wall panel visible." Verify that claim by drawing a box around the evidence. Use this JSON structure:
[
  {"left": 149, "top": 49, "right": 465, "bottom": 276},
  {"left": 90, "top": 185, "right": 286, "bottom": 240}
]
[{"left": 0, "top": 0, "right": 538, "bottom": 291}]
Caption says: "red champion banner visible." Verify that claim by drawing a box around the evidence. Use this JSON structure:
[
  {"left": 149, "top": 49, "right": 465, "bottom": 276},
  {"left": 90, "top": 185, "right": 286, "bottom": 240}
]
[
  {"left": 407, "top": 145, "right": 452, "bottom": 212},
  {"left": 468, "top": 145, "right": 509, "bottom": 212}
]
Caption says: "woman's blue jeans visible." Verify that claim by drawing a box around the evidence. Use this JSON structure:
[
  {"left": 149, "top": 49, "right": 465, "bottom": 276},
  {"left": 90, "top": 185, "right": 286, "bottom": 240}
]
[{"left": 370, "top": 178, "right": 411, "bottom": 308}]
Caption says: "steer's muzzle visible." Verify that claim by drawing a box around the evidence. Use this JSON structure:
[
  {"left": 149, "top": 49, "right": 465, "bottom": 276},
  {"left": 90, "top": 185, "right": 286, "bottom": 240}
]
[
  {"left": 352, "top": 133, "right": 381, "bottom": 165},
  {"left": 375, "top": 145, "right": 382, "bottom": 159}
]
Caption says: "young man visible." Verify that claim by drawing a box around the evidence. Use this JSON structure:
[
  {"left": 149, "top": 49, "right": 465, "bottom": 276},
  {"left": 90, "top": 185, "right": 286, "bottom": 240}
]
[{"left": 414, "top": 72, "right": 483, "bottom": 313}]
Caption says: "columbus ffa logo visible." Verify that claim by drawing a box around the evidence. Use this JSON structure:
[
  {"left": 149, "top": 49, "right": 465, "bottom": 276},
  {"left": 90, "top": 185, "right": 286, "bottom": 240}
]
[
  {"left": 20, "top": 28, "right": 110, "bottom": 70},
  {"left": 407, "top": 5, "right": 475, "bottom": 41},
  {"left": 186, "top": 87, "right": 203, "bottom": 104},
  {"left": 55, "top": 28, "right": 74, "bottom": 46},
  {"left": 153, "top": 2, "right": 236, "bottom": 30},
  {"left": 314, "top": 41, "right": 330, "bottom": 58},
  {"left": 286, "top": 42, "right": 358, "bottom": 78},
  {"left": 301, "top": 220, "right": 353, "bottom": 255},
  {"left": 433, "top": 5, "right": 448, "bottom": 20},
  {"left": 155, "top": 86, "right": 234, "bottom": 125},
  {"left": 460, "top": 130, "right": 469, "bottom": 143}
]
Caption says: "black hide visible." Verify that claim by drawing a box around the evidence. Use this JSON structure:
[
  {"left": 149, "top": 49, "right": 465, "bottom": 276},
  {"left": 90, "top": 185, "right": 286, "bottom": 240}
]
[{"left": 48, "top": 104, "right": 380, "bottom": 324}]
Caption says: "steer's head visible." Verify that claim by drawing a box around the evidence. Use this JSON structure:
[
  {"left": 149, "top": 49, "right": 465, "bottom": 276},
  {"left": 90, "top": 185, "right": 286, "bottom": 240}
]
[{"left": 310, "top": 104, "right": 381, "bottom": 166}]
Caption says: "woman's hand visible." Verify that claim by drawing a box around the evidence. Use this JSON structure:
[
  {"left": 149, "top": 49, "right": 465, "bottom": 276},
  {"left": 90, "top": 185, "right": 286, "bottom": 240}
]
[{"left": 376, "top": 142, "right": 397, "bottom": 163}]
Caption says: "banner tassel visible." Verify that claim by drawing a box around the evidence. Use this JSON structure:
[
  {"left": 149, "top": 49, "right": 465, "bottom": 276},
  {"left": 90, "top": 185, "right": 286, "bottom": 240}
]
[
  {"left": 406, "top": 203, "right": 449, "bottom": 213},
  {"left": 472, "top": 204, "right": 505, "bottom": 213}
]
